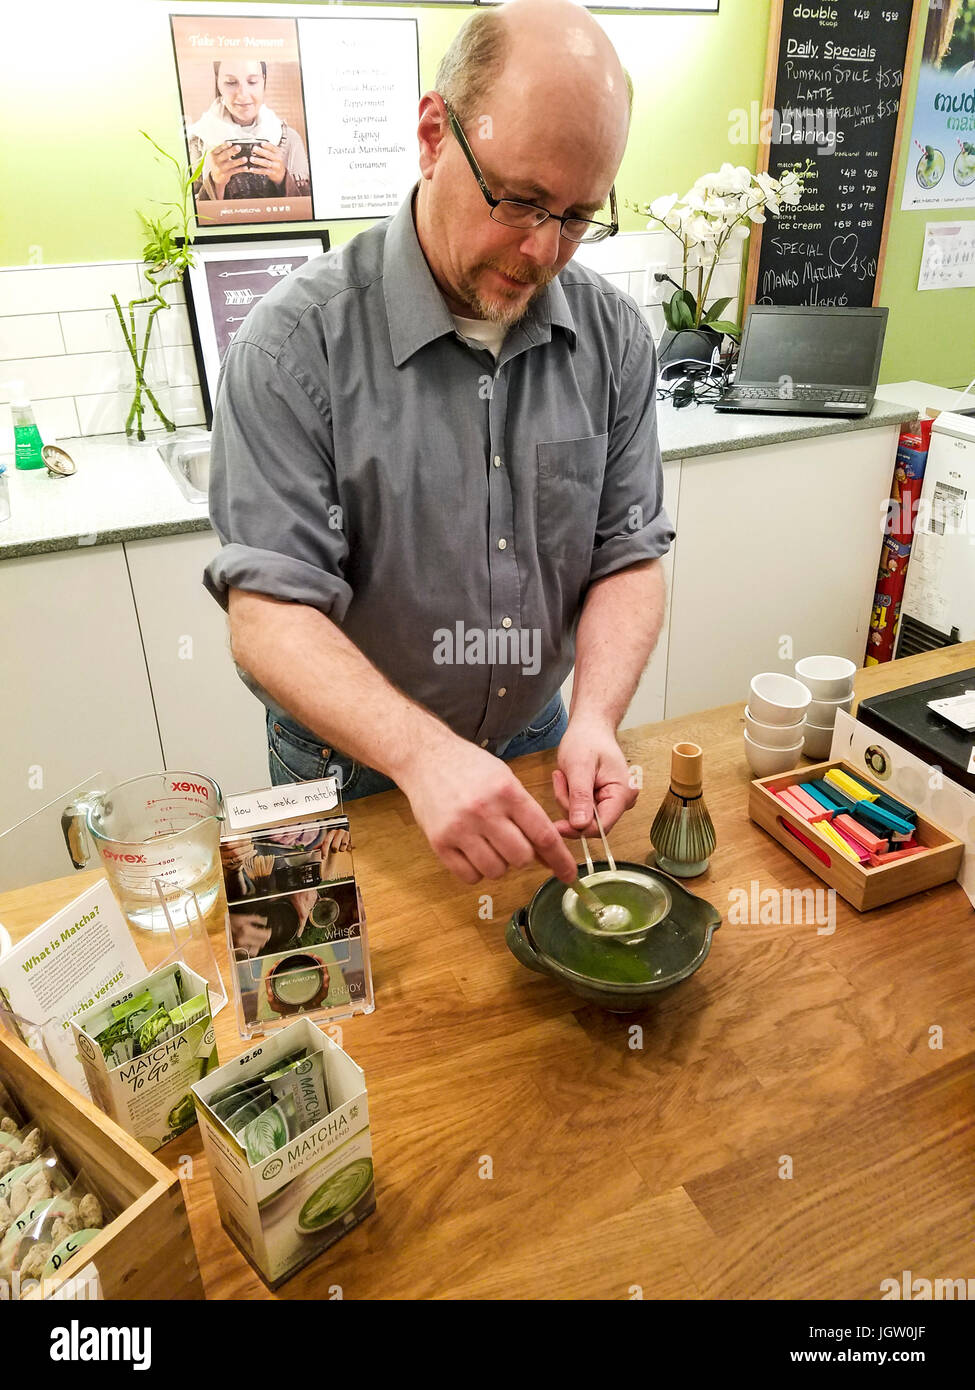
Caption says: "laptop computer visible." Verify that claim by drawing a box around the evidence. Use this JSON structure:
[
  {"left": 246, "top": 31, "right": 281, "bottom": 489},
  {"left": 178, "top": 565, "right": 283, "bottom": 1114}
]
[{"left": 715, "top": 305, "right": 888, "bottom": 417}]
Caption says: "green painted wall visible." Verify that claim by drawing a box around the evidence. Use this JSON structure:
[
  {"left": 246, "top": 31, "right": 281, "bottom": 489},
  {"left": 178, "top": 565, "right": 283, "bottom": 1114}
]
[
  {"left": 1, "top": 0, "right": 970, "bottom": 387},
  {"left": 876, "top": 10, "right": 975, "bottom": 390}
]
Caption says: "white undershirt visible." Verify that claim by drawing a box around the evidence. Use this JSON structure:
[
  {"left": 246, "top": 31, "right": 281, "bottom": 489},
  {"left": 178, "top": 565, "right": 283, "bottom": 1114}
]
[{"left": 451, "top": 313, "right": 507, "bottom": 359}]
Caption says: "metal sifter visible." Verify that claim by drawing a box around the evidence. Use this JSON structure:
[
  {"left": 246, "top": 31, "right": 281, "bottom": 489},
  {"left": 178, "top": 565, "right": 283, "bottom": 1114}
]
[{"left": 562, "top": 807, "right": 671, "bottom": 943}]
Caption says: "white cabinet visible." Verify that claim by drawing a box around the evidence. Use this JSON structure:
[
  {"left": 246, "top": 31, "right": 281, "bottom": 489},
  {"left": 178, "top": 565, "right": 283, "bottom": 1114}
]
[
  {"left": 0, "top": 545, "right": 162, "bottom": 890},
  {"left": 619, "top": 456, "right": 680, "bottom": 730},
  {"left": 665, "top": 426, "right": 898, "bottom": 718},
  {"left": 124, "top": 532, "right": 270, "bottom": 798}
]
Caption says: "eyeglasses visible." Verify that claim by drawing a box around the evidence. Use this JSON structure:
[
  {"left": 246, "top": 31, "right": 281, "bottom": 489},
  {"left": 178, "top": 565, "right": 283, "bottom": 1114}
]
[{"left": 441, "top": 98, "right": 618, "bottom": 245}]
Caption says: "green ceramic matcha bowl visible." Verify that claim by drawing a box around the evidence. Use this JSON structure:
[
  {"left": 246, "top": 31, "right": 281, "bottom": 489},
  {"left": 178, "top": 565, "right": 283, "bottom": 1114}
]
[{"left": 506, "top": 860, "right": 721, "bottom": 1013}]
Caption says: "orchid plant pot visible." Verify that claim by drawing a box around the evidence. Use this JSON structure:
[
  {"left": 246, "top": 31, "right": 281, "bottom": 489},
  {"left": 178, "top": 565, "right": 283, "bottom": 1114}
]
[{"left": 658, "top": 325, "right": 724, "bottom": 368}]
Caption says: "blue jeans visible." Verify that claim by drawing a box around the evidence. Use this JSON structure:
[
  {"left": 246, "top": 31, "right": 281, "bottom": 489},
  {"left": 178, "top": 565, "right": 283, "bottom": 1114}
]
[{"left": 266, "top": 692, "right": 568, "bottom": 800}]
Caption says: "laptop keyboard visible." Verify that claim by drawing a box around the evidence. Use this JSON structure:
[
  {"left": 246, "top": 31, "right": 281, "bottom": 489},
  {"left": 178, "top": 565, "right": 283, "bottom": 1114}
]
[{"left": 727, "top": 385, "right": 868, "bottom": 403}]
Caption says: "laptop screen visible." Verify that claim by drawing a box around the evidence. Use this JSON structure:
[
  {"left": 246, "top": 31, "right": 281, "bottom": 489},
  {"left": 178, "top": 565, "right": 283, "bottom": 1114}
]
[{"left": 738, "top": 309, "right": 886, "bottom": 389}]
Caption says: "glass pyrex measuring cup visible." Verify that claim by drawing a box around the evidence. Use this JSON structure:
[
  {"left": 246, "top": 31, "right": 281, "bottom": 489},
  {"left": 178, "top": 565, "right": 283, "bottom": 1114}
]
[{"left": 62, "top": 772, "right": 227, "bottom": 933}]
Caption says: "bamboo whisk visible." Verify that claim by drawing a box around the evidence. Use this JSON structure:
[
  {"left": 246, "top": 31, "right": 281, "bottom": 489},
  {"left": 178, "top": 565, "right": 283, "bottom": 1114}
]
[{"left": 649, "top": 742, "right": 716, "bottom": 878}]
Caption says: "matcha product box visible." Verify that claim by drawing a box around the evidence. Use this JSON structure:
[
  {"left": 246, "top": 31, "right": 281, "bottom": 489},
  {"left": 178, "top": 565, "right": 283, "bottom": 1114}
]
[
  {"left": 192, "top": 1016, "right": 374, "bottom": 1289},
  {"left": 71, "top": 963, "right": 216, "bottom": 1153}
]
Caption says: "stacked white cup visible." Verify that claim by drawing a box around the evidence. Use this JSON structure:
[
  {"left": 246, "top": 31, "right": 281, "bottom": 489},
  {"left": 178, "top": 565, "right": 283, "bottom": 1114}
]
[
  {"left": 743, "top": 672, "right": 811, "bottom": 775},
  {"left": 794, "top": 656, "right": 856, "bottom": 758}
]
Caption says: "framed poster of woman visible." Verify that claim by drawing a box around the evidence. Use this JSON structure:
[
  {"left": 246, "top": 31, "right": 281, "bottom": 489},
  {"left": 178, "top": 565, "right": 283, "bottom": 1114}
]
[{"left": 171, "top": 12, "right": 314, "bottom": 226}]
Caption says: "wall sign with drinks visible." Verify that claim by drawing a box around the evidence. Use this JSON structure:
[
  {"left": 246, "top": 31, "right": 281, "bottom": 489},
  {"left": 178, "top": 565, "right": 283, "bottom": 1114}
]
[{"left": 745, "top": 0, "right": 921, "bottom": 308}]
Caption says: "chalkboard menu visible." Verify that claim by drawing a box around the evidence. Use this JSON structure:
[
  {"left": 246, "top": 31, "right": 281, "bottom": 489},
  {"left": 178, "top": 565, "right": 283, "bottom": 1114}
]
[{"left": 747, "top": 0, "right": 918, "bottom": 309}]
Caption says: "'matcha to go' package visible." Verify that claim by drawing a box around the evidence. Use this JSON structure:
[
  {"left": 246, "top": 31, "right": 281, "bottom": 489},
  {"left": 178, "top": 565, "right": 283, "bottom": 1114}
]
[{"left": 71, "top": 961, "right": 216, "bottom": 1152}]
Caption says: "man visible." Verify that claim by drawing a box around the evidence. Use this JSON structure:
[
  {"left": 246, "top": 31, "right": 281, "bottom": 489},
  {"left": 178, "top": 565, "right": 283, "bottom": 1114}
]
[{"left": 205, "top": 0, "right": 674, "bottom": 887}]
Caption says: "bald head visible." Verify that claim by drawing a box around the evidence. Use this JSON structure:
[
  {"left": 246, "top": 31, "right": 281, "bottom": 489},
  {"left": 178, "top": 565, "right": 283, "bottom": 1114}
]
[
  {"left": 499, "top": 0, "right": 631, "bottom": 113},
  {"left": 435, "top": 0, "right": 631, "bottom": 161}
]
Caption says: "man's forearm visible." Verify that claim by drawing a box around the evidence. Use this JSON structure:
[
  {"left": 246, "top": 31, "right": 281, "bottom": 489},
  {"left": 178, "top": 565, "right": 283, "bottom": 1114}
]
[
  {"left": 568, "top": 559, "right": 666, "bottom": 730},
  {"left": 228, "top": 589, "right": 454, "bottom": 781}
]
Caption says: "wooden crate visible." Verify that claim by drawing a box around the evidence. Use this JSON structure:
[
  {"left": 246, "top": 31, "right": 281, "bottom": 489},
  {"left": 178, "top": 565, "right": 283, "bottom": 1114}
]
[
  {"left": 748, "top": 758, "right": 964, "bottom": 911},
  {"left": 0, "top": 1029, "right": 203, "bottom": 1300}
]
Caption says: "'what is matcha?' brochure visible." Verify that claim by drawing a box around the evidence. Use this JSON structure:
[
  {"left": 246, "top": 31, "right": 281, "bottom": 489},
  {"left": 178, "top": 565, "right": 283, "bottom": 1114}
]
[{"left": 0, "top": 881, "right": 145, "bottom": 1097}]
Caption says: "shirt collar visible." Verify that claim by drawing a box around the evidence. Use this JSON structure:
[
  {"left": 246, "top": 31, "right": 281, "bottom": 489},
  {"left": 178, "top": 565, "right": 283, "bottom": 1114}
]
[{"left": 383, "top": 184, "right": 578, "bottom": 367}]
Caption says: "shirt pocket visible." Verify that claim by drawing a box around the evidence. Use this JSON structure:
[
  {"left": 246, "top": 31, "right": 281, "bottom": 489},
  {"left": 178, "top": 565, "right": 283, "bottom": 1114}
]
[{"left": 535, "top": 433, "right": 608, "bottom": 559}]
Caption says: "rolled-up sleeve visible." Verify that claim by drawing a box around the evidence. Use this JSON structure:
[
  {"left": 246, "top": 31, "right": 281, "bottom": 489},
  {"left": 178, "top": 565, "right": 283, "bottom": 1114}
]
[
  {"left": 204, "top": 339, "right": 353, "bottom": 620},
  {"left": 588, "top": 316, "right": 675, "bottom": 584}
]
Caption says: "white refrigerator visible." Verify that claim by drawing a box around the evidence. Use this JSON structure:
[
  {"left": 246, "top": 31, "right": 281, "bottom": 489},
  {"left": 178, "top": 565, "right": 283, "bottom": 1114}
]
[{"left": 896, "top": 411, "right": 975, "bottom": 657}]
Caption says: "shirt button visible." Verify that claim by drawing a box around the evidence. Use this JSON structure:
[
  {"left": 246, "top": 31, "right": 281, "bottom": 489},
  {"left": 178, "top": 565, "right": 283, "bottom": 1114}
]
[
  {"left": 480, "top": 739, "right": 490, "bottom": 748},
  {"left": 498, "top": 687, "right": 507, "bottom": 698},
  {"left": 497, "top": 538, "right": 507, "bottom": 550},
  {"left": 501, "top": 617, "right": 512, "bottom": 628},
  {"left": 493, "top": 455, "right": 502, "bottom": 468}
]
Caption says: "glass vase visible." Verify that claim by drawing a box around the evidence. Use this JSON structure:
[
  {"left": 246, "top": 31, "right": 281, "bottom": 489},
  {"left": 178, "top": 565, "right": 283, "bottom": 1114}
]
[{"left": 108, "top": 279, "right": 176, "bottom": 446}]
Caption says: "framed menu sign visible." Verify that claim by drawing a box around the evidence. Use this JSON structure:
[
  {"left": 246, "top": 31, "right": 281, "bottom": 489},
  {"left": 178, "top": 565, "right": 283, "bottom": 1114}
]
[{"left": 745, "top": 0, "right": 921, "bottom": 309}]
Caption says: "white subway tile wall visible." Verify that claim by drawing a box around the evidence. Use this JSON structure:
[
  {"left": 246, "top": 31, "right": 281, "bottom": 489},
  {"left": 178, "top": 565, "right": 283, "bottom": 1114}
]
[
  {"left": 0, "top": 232, "right": 741, "bottom": 450},
  {"left": 0, "top": 261, "right": 205, "bottom": 451}
]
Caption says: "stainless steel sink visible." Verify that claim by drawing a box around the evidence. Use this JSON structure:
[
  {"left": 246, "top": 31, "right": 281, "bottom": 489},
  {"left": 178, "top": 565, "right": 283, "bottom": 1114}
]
[{"left": 158, "top": 436, "right": 211, "bottom": 504}]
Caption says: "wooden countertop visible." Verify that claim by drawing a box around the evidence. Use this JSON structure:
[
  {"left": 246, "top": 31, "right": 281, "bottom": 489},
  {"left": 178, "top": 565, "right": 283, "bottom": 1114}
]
[{"left": 2, "top": 643, "right": 973, "bottom": 1300}]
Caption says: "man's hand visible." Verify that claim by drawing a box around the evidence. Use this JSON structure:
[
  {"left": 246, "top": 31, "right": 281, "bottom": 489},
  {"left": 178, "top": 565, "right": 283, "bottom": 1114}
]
[
  {"left": 396, "top": 734, "right": 578, "bottom": 886},
  {"left": 551, "top": 713, "right": 637, "bottom": 840}
]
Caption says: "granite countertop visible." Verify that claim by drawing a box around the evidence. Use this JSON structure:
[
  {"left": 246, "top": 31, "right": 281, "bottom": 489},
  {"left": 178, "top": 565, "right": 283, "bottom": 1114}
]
[
  {"left": 0, "top": 431, "right": 213, "bottom": 559},
  {"left": 0, "top": 398, "right": 918, "bottom": 560},
  {"left": 657, "top": 395, "right": 916, "bottom": 463}
]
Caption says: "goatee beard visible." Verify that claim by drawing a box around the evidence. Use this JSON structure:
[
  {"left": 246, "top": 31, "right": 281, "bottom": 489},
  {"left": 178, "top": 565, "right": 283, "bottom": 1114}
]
[{"left": 457, "top": 262, "right": 554, "bottom": 328}]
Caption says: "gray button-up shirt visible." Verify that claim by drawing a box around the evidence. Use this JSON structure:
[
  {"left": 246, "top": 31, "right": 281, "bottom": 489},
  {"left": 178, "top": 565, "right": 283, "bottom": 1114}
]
[{"left": 205, "top": 185, "right": 674, "bottom": 747}]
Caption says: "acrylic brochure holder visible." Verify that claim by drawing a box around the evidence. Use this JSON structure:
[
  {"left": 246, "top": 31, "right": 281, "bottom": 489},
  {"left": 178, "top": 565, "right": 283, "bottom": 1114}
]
[
  {"left": 145, "top": 878, "right": 228, "bottom": 1017},
  {"left": 219, "top": 778, "right": 374, "bottom": 1039},
  {"left": 0, "top": 769, "right": 111, "bottom": 895}
]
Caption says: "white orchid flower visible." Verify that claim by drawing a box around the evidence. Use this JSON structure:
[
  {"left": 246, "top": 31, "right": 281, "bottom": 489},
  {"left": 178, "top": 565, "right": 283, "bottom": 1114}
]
[
  {"left": 691, "top": 213, "right": 718, "bottom": 244},
  {"left": 650, "top": 193, "right": 680, "bottom": 220}
]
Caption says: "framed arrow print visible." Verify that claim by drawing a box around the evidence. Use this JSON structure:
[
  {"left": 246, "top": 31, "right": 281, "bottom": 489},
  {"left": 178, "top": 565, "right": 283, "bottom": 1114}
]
[{"left": 181, "top": 230, "right": 330, "bottom": 425}]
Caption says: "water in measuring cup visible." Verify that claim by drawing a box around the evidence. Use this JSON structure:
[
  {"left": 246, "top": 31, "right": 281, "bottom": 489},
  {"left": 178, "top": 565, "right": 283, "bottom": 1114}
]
[{"left": 106, "top": 844, "right": 226, "bottom": 934}]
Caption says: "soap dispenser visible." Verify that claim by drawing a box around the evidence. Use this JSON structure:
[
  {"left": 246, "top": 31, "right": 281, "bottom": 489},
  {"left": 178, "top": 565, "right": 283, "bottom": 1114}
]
[{"left": 7, "top": 380, "right": 45, "bottom": 470}]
